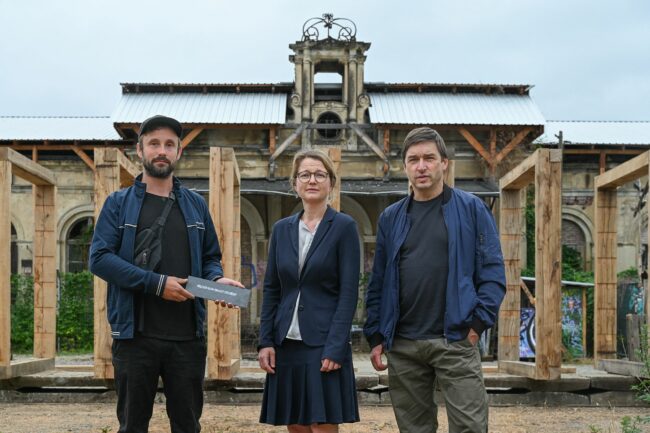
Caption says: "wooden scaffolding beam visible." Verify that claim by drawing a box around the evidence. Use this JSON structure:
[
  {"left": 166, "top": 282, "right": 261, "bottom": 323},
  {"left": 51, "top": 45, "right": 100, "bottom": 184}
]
[
  {"left": 0, "top": 158, "right": 11, "bottom": 373},
  {"left": 498, "top": 149, "right": 563, "bottom": 380},
  {"left": 207, "top": 147, "right": 242, "bottom": 380},
  {"left": 93, "top": 148, "right": 138, "bottom": 379},
  {"left": 0, "top": 148, "right": 57, "bottom": 379},
  {"left": 498, "top": 188, "right": 525, "bottom": 362},
  {"left": 593, "top": 151, "right": 650, "bottom": 363},
  {"left": 327, "top": 147, "right": 341, "bottom": 211},
  {"left": 33, "top": 184, "right": 57, "bottom": 359}
]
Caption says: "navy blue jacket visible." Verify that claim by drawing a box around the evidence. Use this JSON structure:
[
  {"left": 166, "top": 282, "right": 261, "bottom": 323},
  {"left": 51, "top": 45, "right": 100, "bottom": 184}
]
[
  {"left": 258, "top": 206, "right": 360, "bottom": 364},
  {"left": 89, "top": 175, "right": 224, "bottom": 340},
  {"left": 364, "top": 185, "right": 506, "bottom": 351}
]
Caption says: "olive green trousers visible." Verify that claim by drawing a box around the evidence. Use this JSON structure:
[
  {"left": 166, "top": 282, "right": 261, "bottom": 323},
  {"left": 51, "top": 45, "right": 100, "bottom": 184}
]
[{"left": 386, "top": 336, "right": 488, "bottom": 433}]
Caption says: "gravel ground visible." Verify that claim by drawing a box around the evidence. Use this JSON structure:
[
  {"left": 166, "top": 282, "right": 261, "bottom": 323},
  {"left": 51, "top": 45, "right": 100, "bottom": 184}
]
[{"left": 1, "top": 403, "right": 649, "bottom": 433}]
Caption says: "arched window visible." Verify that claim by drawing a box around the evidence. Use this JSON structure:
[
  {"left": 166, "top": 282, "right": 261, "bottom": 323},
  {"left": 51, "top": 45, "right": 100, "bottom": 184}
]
[
  {"left": 66, "top": 217, "right": 94, "bottom": 273},
  {"left": 562, "top": 219, "right": 587, "bottom": 269}
]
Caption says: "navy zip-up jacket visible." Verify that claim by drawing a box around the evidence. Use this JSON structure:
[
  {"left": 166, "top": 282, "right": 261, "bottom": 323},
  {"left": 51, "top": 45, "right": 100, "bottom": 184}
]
[
  {"left": 363, "top": 184, "right": 506, "bottom": 351},
  {"left": 89, "top": 175, "right": 224, "bottom": 340}
]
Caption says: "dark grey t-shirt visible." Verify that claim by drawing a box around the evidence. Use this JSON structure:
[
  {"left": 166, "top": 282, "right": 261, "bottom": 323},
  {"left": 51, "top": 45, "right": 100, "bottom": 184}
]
[{"left": 397, "top": 194, "right": 449, "bottom": 340}]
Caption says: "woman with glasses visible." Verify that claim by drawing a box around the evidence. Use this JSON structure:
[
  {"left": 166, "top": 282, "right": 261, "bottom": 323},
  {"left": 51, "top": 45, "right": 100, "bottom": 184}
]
[{"left": 258, "top": 150, "right": 360, "bottom": 432}]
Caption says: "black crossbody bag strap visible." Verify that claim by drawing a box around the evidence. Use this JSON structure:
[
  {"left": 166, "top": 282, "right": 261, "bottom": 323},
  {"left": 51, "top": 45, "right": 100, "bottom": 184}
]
[
  {"left": 152, "top": 191, "right": 176, "bottom": 229},
  {"left": 133, "top": 191, "right": 177, "bottom": 272}
]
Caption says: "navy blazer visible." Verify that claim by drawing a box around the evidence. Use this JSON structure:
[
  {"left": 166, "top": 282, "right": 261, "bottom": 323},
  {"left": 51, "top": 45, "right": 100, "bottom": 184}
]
[{"left": 258, "top": 206, "right": 360, "bottom": 363}]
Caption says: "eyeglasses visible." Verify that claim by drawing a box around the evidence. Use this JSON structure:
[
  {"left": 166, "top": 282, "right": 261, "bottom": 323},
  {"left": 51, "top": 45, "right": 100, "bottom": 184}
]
[{"left": 296, "top": 171, "right": 329, "bottom": 183}]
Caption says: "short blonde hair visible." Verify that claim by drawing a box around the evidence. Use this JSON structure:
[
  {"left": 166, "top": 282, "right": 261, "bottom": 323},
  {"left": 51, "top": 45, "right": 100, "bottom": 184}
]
[{"left": 290, "top": 150, "right": 337, "bottom": 192}]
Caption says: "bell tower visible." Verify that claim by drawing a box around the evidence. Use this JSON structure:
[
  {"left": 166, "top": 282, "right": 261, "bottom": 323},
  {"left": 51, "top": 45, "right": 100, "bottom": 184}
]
[{"left": 288, "top": 14, "right": 371, "bottom": 149}]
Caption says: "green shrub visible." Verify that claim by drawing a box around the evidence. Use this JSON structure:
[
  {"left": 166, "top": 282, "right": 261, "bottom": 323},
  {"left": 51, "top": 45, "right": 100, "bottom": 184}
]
[
  {"left": 10, "top": 274, "right": 35, "bottom": 353},
  {"left": 57, "top": 271, "right": 94, "bottom": 352},
  {"left": 10, "top": 271, "right": 94, "bottom": 354},
  {"left": 617, "top": 266, "right": 639, "bottom": 280}
]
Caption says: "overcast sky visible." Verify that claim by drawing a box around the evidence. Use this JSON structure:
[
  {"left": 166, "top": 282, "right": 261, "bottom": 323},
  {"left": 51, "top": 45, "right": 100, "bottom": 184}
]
[{"left": 1, "top": 0, "right": 648, "bottom": 121}]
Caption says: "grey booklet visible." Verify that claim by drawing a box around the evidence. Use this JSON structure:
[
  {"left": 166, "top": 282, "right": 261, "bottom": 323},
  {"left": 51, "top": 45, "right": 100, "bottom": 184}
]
[{"left": 186, "top": 276, "right": 250, "bottom": 307}]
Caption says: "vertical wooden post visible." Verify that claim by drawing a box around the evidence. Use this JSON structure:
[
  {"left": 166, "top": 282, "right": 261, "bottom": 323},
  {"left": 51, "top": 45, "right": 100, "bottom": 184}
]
[
  {"left": 444, "top": 161, "right": 455, "bottom": 188},
  {"left": 327, "top": 147, "right": 341, "bottom": 211},
  {"left": 533, "top": 149, "right": 563, "bottom": 379},
  {"left": 382, "top": 129, "right": 390, "bottom": 177},
  {"left": 93, "top": 148, "right": 120, "bottom": 378},
  {"left": 232, "top": 151, "right": 242, "bottom": 364},
  {"left": 489, "top": 130, "right": 496, "bottom": 156},
  {"left": 489, "top": 129, "right": 498, "bottom": 176},
  {"left": 594, "top": 189, "right": 618, "bottom": 361},
  {"left": 33, "top": 185, "right": 57, "bottom": 358},
  {"left": 269, "top": 127, "right": 277, "bottom": 155},
  {"left": 382, "top": 129, "right": 390, "bottom": 155},
  {"left": 207, "top": 147, "right": 241, "bottom": 379},
  {"left": 445, "top": 143, "right": 455, "bottom": 188},
  {"left": 498, "top": 188, "right": 524, "bottom": 361},
  {"left": 0, "top": 160, "right": 11, "bottom": 369},
  {"left": 498, "top": 149, "right": 563, "bottom": 380}
]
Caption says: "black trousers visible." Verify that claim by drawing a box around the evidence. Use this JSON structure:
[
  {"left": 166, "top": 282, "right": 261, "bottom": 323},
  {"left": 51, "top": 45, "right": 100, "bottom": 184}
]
[{"left": 112, "top": 335, "right": 207, "bottom": 433}]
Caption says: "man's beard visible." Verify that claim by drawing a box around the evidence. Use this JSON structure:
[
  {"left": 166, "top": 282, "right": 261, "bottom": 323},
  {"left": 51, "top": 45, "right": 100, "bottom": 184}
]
[{"left": 143, "top": 157, "right": 176, "bottom": 179}]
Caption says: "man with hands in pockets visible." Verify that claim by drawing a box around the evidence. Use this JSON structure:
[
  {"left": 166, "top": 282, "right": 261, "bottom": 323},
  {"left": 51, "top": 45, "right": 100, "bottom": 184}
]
[{"left": 363, "top": 127, "right": 506, "bottom": 433}]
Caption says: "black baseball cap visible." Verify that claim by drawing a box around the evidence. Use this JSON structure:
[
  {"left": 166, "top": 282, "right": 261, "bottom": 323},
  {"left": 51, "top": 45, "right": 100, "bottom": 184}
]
[{"left": 138, "top": 115, "right": 183, "bottom": 139}]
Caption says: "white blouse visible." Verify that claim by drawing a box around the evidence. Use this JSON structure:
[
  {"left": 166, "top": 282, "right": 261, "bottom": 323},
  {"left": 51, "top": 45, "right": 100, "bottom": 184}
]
[{"left": 285, "top": 219, "right": 319, "bottom": 340}]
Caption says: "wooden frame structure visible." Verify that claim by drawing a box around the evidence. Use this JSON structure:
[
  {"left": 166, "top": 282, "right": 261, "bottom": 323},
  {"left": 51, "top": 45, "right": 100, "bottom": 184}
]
[
  {"left": 594, "top": 150, "right": 650, "bottom": 363},
  {"left": 458, "top": 127, "right": 534, "bottom": 175},
  {"left": 498, "top": 149, "right": 563, "bottom": 380},
  {"left": 327, "top": 147, "right": 342, "bottom": 211},
  {"left": 0, "top": 148, "right": 57, "bottom": 379},
  {"left": 207, "top": 147, "right": 242, "bottom": 379},
  {"left": 93, "top": 148, "right": 139, "bottom": 378}
]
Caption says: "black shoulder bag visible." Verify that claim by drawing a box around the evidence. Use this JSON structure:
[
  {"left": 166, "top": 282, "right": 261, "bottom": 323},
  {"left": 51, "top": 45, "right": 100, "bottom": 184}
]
[{"left": 133, "top": 192, "right": 176, "bottom": 271}]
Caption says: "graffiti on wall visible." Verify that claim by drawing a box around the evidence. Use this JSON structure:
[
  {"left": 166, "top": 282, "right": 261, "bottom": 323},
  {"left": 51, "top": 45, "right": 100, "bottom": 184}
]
[
  {"left": 519, "top": 287, "right": 586, "bottom": 358},
  {"left": 561, "top": 288, "right": 584, "bottom": 358},
  {"left": 519, "top": 308, "right": 536, "bottom": 358},
  {"left": 617, "top": 281, "right": 646, "bottom": 356}
]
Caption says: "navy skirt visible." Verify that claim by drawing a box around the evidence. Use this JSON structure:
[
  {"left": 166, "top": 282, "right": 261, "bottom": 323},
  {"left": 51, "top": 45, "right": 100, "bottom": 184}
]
[{"left": 259, "top": 339, "right": 360, "bottom": 426}]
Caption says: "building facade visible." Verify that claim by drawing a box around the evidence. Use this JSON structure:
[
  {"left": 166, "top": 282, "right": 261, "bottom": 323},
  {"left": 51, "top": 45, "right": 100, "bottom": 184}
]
[{"left": 2, "top": 16, "right": 647, "bottom": 353}]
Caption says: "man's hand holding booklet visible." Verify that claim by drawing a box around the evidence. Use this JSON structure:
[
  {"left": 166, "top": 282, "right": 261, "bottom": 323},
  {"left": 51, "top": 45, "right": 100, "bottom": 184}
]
[{"left": 186, "top": 276, "right": 251, "bottom": 308}]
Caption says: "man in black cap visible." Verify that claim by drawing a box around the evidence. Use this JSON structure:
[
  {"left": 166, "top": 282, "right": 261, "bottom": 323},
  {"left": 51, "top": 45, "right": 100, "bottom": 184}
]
[{"left": 90, "top": 114, "right": 243, "bottom": 433}]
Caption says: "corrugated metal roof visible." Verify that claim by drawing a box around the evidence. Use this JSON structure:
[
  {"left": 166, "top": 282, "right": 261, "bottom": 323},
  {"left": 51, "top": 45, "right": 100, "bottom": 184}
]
[
  {"left": 368, "top": 93, "right": 545, "bottom": 125},
  {"left": 112, "top": 93, "right": 287, "bottom": 124},
  {"left": 181, "top": 178, "right": 499, "bottom": 197},
  {"left": 0, "top": 116, "right": 120, "bottom": 141},
  {"left": 535, "top": 121, "right": 650, "bottom": 146}
]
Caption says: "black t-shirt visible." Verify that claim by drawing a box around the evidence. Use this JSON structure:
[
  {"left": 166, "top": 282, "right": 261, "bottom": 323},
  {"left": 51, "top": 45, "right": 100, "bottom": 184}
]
[
  {"left": 134, "top": 192, "right": 195, "bottom": 340},
  {"left": 397, "top": 194, "right": 449, "bottom": 340}
]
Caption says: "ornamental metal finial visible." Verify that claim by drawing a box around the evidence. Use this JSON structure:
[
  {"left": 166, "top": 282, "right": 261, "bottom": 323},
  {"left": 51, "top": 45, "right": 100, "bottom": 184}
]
[{"left": 302, "top": 13, "right": 357, "bottom": 42}]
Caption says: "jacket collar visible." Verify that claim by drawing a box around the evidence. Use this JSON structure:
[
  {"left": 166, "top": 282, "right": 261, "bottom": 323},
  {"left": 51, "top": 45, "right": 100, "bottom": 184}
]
[
  {"left": 288, "top": 205, "right": 337, "bottom": 272},
  {"left": 442, "top": 183, "right": 453, "bottom": 204},
  {"left": 134, "top": 173, "right": 182, "bottom": 195},
  {"left": 405, "top": 183, "right": 453, "bottom": 207}
]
